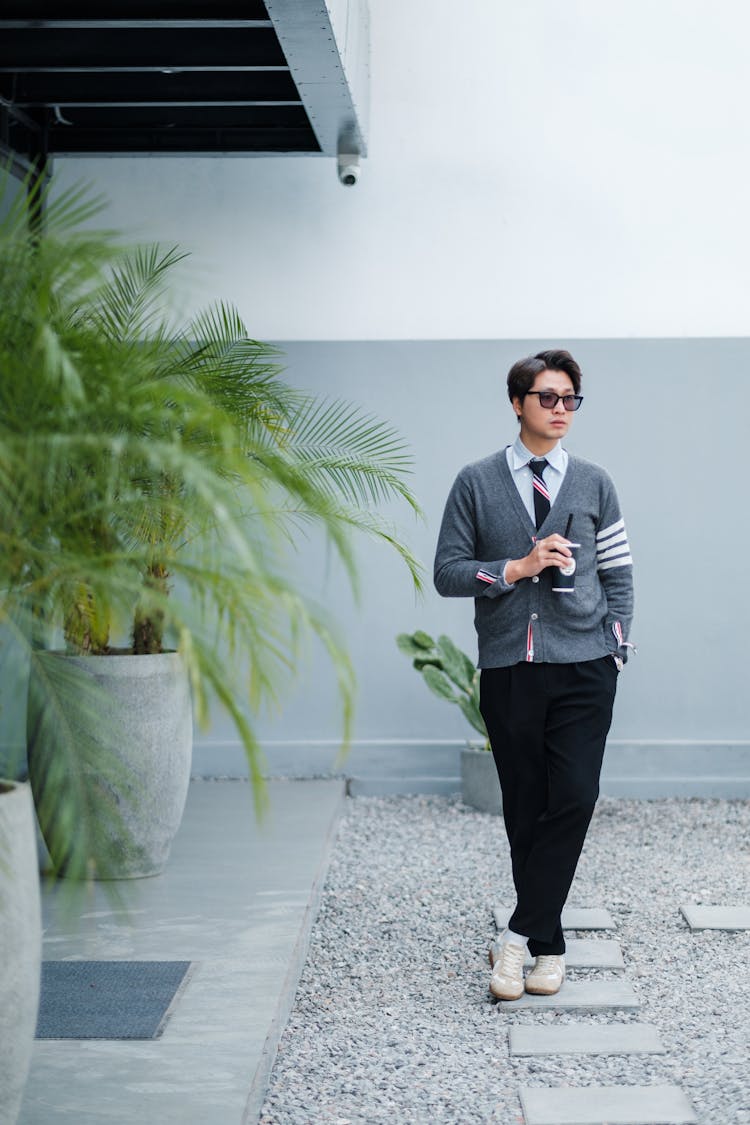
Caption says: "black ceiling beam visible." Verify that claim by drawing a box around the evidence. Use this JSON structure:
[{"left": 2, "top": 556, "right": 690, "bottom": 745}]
[
  {"left": 48, "top": 105, "right": 310, "bottom": 129},
  {"left": 0, "top": 1, "right": 367, "bottom": 159},
  {"left": 0, "top": 2, "right": 270, "bottom": 18},
  {"left": 46, "top": 126, "right": 318, "bottom": 154},
  {"left": 0, "top": 28, "right": 285, "bottom": 70},
  {"left": 3, "top": 21, "right": 273, "bottom": 30},
  {"left": 0, "top": 71, "right": 299, "bottom": 106}
]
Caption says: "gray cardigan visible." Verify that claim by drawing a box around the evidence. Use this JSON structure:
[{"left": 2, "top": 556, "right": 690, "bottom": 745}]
[{"left": 434, "top": 449, "right": 634, "bottom": 668}]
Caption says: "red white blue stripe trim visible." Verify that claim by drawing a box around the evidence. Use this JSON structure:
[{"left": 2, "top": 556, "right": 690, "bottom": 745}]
[
  {"left": 612, "top": 619, "right": 636, "bottom": 653},
  {"left": 526, "top": 620, "right": 534, "bottom": 662},
  {"left": 476, "top": 569, "right": 496, "bottom": 585},
  {"left": 532, "top": 475, "right": 551, "bottom": 502}
]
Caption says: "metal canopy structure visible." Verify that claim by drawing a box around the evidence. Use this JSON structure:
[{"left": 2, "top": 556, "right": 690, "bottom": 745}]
[{"left": 0, "top": 1, "right": 369, "bottom": 171}]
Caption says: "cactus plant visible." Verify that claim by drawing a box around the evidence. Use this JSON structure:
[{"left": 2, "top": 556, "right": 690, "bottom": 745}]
[{"left": 396, "top": 631, "right": 489, "bottom": 749}]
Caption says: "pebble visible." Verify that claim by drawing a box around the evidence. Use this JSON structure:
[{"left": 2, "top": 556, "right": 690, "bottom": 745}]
[{"left": 260, "top": 794, "right": 750, "bottom": 1124}]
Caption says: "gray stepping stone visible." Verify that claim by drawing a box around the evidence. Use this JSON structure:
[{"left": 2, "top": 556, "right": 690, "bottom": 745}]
[
  {"left": 510, "top": 1022, "right": 666, "bottom": 1056},
  {"left": 680, "top": 904, "right": 750, "bottom": 931},
  {"left": 557, "top": 938, "right": 624, "bottom": 968},
  {"left": 496, "top": 979, "right": 639, "bottom": 1010},
  {"left": 519, "top": 1084, "right": 697, "bottom": 1124},
  {"left": 490, "top": 937, "right": 624, "bottom": 969},
  {"left": 494, "top": 906, "right": 615, "bottom": 931}
]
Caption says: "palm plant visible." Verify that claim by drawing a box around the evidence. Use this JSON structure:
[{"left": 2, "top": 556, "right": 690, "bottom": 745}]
[{"left": 0, "top": 169, "right": 422, "bottom": 871}]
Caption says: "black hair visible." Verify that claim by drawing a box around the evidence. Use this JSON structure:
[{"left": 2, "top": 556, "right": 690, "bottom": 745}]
[{"left": 506, "top": 349, "right": 582, "bottom": 404}]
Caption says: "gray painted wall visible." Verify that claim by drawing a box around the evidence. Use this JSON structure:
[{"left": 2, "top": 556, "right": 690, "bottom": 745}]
[
  {"left": 0, "top": 176, "right": 22, "bottom": 223},
  {"left": 0, "top": 174, "right": 29, "bottom": 777},
  {"left": 192, "top": 338, "right": 750, "bottom": 794},
  {"left": 3, "top": 334, "right": 746, "bottom": 794}
]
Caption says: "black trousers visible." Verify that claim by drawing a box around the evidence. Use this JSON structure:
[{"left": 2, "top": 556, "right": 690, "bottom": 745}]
[{"left": 479, "top": 657, "right": 618, "bottom": 956}]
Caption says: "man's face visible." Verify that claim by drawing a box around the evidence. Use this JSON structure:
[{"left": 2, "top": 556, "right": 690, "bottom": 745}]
[{"left": 513, "top": 368, "right": 576, "bottom": 451}]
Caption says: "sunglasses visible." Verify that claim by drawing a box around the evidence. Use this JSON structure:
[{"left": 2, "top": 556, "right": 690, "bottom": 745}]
[{"left": 525, "top": 392, "right": 584, "bottom": 412}]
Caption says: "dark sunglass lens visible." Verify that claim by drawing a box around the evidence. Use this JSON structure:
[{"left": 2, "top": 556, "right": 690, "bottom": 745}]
[
  {"left": 563, "top": 396, "right": 582, "bottom": 411},
  {"left": 538, "top": 392, "right": 557, "bottom": 408}
]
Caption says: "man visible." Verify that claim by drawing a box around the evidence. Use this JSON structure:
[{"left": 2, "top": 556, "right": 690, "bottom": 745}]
[{"left": 433, "top": 350, "right": 634, "bottom": 1000}]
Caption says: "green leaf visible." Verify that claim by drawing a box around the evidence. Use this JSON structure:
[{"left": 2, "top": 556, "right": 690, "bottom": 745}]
[
  {"left": 422, "top": 664, "right": 458, "bottom": 702},
  {"left": 436, "top": 634, "right": 475, "bottom": 693},
  {"left": 457, "top": 694, "right": 489, "bottom": 740},
  {"left": 412, "top": 630, "right": 434, "bottom": 649},
  {"left": 396, "top": 632, "right": 436, "bottom": 659}
]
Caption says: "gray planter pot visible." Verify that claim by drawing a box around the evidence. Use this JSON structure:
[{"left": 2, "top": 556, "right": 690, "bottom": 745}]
[
  {"left": 460, "top": 745, "right": 502, "bottom": 815},
  {"left": 0, "top": 780, "right": 42, "bottom": 1125},
  {"left": 28, "top": 651, "right": 192, "bottom": 879}
]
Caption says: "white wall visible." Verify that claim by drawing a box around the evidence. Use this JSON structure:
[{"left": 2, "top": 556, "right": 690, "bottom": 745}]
[{"left": 55, "top": 1, "right": 750, "bottom": 340}]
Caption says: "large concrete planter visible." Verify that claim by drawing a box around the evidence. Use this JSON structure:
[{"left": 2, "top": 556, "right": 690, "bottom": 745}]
[
  {"left": 460, "top": 745, "right": 502, "bottom": 815},
  {"left": 28, "top": 651, "right": 192, "bottom": 879},
  {"left": 0, "top": 780, "right": 42, "bottom": 1125}
]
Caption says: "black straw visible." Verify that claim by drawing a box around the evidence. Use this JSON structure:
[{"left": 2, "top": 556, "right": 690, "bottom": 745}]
[{"left": 564, "top": 513, "right": 573, "bottom": 539}]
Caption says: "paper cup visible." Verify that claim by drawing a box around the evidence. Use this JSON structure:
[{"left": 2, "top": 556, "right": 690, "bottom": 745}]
[{"left": 551, "top": 543, "right": 580, "bottom": 593}]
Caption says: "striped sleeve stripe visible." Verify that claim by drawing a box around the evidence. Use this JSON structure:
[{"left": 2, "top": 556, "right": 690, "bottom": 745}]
[
  {"left": 596, "top": 518, "right": 625, "bottom": 542},
  {"left": 596, "top": 516, "right": 631, "bottom": 570},
  {"left": 598, "top": 555, "right": 633, "bottom": 571},
  {"left": 476, "top": 569, "right": 497, "bottom": 585},
  {"left": 596, "top": 529, "right": 628, "bottom": 552},
  {"left": 597, "top": 542, "right": 631, "bottom": 562}
]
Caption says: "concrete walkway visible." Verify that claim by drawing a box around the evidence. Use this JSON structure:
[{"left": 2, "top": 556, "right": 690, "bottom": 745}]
[{"left": 18, "top": 778, "right": 345, "bottom": 1125}]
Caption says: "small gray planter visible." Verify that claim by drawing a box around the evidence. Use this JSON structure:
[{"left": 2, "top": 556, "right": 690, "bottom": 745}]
[
  {"left": 461, "top": 745, "right": 502, "bottom": 815},
  {"left": 0, "top": 780, "right": 42, "bottom": 1125},
  {"left": 28, "top": 651, "right": 192, "bottom": 879}
]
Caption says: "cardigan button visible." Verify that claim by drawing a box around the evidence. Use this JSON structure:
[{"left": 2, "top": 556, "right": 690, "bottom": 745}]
[
  {"left": 531, "top": 576, "right": 539, "bottom": 583},
  {"left": 530, "top": 613, "right": 538, "bottom": 621}
]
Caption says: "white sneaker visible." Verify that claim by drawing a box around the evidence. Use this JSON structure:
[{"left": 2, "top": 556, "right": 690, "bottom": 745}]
[
  {"left": 524, "top": 954, "right": 565, "bottom": 995},
  {"left": 489, "top": 939, "right": 526, "bottom": 1001},
  {"left": 488, "top": 932, "right": 527, "bottom": 968}
]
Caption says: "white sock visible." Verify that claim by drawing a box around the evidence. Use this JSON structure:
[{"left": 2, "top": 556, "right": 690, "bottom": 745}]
[{"left": 503, "top": 928, "right": 528, "bottom": 948}]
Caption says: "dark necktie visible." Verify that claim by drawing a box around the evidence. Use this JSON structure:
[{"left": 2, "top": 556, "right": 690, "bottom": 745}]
[{"left": 529, "top": 459, "right": 550, "bottom": 529}]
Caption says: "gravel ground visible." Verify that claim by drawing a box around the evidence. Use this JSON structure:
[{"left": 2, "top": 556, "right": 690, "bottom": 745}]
[{"left": 260, "top": 794, "right": 750, "bottom": 1125}]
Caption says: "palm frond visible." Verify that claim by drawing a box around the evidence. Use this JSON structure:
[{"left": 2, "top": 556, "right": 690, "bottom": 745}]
[
  {"left": 92, "top": 244, "right": 188, "bottom": 342},
  {"left": 0, "top": 165, "right": 424, "bottom": 836},
  {"left": 275, "top": 396, "right": 422, "bottom": 513}
]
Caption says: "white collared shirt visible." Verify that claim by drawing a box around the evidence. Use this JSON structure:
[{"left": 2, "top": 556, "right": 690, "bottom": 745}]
[{"left": 505, "top": 435, "right": 568, "bottom": 524}]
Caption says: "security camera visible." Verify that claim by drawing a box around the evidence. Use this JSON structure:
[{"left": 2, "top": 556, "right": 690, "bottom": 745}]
[{"left": 337, "top": 152, "right": 360, "bottom": 186}]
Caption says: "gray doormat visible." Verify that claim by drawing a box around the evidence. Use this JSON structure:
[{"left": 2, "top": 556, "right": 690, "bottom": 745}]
[{"left": 36, "top": 960, "right": 193, "bottom": 1039}]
